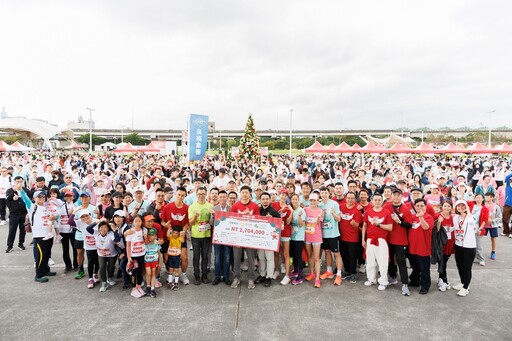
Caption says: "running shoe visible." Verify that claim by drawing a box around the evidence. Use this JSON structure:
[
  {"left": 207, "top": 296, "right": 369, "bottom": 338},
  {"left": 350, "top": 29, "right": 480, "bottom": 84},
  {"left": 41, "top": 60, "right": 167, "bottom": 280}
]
[
  {"left": 378, "top": 284, "right": 387, "bottom": 291},
  {"left": 75, "top": 270, "right": 85, "bottom": 279},
  {"left": 131, "top": 288, "right": 142, "bottom": 298},
  {"left": 479, "top": 261, "right": 486, "bottom": 266},
  {"left": 48, "top": 258, "right": 56, "bottom": 266},
  {"left": 334, "top": 276, "right": 342, "bottom": 286},
  {"left": 349, "top": 275, "right": 357, "bottom": 284},
  {"left": 319, "top": 271, "right": 334, "bottom": 280},
  {"left": 291, "top": 277, "right": 303, "bottom": 285},
  {"left": 358, "top": 264, "right": 366, "bottom": 273},
  {"left": 280, "top": 264, "right": 286, "bottom": 274},
  {"left": 388, "top": 277, "right": 398, "bottom": 285},
  {"left": 314, "top": 279, "right": 321, "bottom": 288},
  {"left": 99, "top": 282, "right": 107, "bottom": 292},
  {"left": 247, "top": 280, "right": 255, "bottom": 289},
  {"left": 364, "top": 280, "right": 376, "bottom": 286},
  {"left": 457, "top": 288, "right": 469, "bottom": 297},
  {"left": 402, "top": 284, "right": 410, "bottom": 296},
  {"left": 288, "top": 272, "right": 298, "bottom": 279},
  {"left": 107, "top": 278, "right": 116, "bottom": 287},
  {"left": 87, "top": 278, "right": 94, "bottom": 289},
  {"left": 305, "top": 273, "right": 316, "bottom": 281},
  {"left": 150, "top": 289, "right": 157, "bottom": 298},
  {"left": 231, "top": 278, "right": 240, "bottom": 289},
  {"left": 93, "top": 274, "right": 99, "bottom": 283},
  {"left": 490, "top": 251, "right": 496, "bottom": 260},
  {"left": 280, "top": 276, "right": 291, "bottom": 286},
  {"left": 180, "top": 273, "right": 190, "bottom": 285}
]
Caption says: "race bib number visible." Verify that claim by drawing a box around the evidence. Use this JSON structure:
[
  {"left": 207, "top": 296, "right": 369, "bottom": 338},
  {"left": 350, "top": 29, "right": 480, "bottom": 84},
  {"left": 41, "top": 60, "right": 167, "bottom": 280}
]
[
  {"left": 97, "top": 247, "right": 110, "bottom": 257},
  {"left": 322, "top": 222, "right": 332, "bottom": 229},
  {"left": 455, "top": 229, "right": 464, "bottom": 243},
  {"left": 167, "top": 247, "right": 181, "bottom": 256},
  {"left": 60, "top": 215, "right": 69, "bottom": 225},
  {"left": 305, "top": 222, "right": 316, "bottom": 234},
  {"left": 85, "top": 235, "right": 96, "bottom": 247},
  {"left": 198, "top": 222, "right": 211, "bottom": 232},
  {"left": 132, "top": 241, "right": 145, "bottom": 254}
]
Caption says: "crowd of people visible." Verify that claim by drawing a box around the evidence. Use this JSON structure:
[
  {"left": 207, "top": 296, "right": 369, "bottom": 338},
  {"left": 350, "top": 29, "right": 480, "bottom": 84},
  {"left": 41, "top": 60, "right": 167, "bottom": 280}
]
[{"left": 1, "top": 150, "right": 511, "bottom": 298}]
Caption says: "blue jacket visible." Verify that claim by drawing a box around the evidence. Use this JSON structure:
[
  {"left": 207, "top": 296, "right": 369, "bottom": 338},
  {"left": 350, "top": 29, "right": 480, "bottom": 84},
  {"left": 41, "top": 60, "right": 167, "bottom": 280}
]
[{"left": 505, "top": 173, "right": 512, "bottom": 207}]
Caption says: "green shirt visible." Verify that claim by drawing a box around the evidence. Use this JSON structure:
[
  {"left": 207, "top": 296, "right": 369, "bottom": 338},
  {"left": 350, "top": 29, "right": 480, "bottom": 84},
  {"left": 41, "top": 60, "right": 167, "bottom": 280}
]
[{"left": 188, "top": 201, "right": 213, "bottom": 238}]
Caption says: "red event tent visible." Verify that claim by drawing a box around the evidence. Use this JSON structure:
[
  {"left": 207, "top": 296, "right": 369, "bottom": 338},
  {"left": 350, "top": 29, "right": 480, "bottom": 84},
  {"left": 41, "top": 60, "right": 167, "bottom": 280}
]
[
  {"left": 334, "top": 142, "right": 354, "bottom": 153},
  {"left": 305, "top": 141, "right": 326, "bottom": 153}
]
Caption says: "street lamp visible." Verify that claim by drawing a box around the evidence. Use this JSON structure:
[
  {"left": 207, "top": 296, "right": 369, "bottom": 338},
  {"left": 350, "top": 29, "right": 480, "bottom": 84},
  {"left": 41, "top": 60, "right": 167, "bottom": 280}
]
[
  {"left": 86, "top": 108, "right": 95, "bottom": 153},
  {"left": 120, "top": 126, "right": 128, "bottom": 144},
  {"left": 487, "top": 110, "right": 495, "bottom": 148},
  {"left": 289, "top": 109, "right": 293, "bottom": 157}
]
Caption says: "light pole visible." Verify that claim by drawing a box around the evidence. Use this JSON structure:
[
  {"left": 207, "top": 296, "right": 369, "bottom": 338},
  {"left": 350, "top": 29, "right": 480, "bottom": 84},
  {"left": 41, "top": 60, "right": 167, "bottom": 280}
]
[
  {"left": 289, "top": 109, "right": 293, "bottom": 157},
  {"left": 487, "top": 110, "right": 495, "bottom": 147},
  {"left": 86, "top": 108, "right": 95, "bottom": 153}
]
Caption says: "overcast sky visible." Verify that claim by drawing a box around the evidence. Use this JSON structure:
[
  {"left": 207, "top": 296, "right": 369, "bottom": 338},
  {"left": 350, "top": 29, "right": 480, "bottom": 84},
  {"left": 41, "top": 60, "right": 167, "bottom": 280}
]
[{"left": 1, "top": 1, "right": 511, "bottom": 132}]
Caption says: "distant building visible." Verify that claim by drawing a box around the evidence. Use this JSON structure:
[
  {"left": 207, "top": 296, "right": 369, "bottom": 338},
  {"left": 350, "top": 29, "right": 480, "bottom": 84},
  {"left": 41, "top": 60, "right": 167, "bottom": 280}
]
[
  {"left": 0, "top": 107, "right": 6, "bottom": 119},
  {"left": 67, "top": 115, "right": 95, "bottom": 130}
]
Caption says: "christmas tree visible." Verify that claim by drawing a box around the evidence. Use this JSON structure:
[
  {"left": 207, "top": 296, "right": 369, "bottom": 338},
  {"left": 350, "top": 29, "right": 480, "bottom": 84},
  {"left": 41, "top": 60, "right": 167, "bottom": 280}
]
[{"left": 238, "top": 113, "right": 260, "bottom": 162}]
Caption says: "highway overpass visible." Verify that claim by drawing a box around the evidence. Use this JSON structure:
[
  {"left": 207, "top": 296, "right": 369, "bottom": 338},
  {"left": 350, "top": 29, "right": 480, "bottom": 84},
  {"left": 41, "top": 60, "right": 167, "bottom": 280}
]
[{"left": 72, "top": 128, "right": 512, "bottom": 141}]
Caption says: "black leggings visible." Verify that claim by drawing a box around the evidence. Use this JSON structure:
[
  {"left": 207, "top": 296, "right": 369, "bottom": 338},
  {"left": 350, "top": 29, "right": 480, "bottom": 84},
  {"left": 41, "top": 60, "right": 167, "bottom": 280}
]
[
  {"left": 438, "top": 254, "right": 451, "bottom": 284},
  {"left": 131, "top": 256, "right": 145, "bottom": 285},
  {"left": 86, "top": 249, "right": 99, "bottom": 279},
  {"left": 455, "top": 245, "right": 476, "bottom": 289},
  {"left": 60, "top": 232, "right": 77, "bottom": 270},
  {"left": 388, "top": 244, "right": 408, "bottom": 284},
  {"left": 290, "top": 240, "right": 304, "bottom": 278}
]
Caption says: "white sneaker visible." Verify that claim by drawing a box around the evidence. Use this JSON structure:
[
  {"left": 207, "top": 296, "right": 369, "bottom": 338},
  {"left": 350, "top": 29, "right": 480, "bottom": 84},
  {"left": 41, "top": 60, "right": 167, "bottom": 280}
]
[
  {"left": 452, "top": 283, "right": 468, "bottom": 291},
  {"left": 180, "top": 273, "right": 190, "bottom": 285},
  {"left": 438, "top": 282, "right": 448, "bottom": 292},
  {"left": 437, "top": 278, "right": 444, "bottom": 288},
  {"left": 457, "top": 288, "right": 470, "bottom": 297},
  {"left": 93, "top": 273, "right": 99, "bottom": 283},
  {"left": 389, "top": 277, "right": 398, "bottom": 285},
  {"left": 479, "top": 261, "right": 486, "bottom": 266},
  {"left": 273, "top": 270, "right": 280, "bottom": 279},
  {"left": 280, "top": 264, "right": 286, "bottom": 274},
  {"left": 231, "top": 277, "right": 240, "bottom": 289},
  {"left": 48, "top": 258, "right": 55, "bottom": 266},
  {"left": 358, "top": 264, "right": 366, "bottom": 273},
  {"left": 107, "top": 278, "right": 116, "bottom": 286},
  {"left": 167, "top": 274, "right": 174, "bottom": 284},
  {"left": 402, "top": 284, "right": 410, "bottom": 296},
  {"left": 0, "top": 220, "right": 6, "bottom": 225},
  {"left": 99, "top": 282, "right": 107, "bottom": 292},
  {"left": 364, "top": 280, "right": 376, "bottom": 286},
  {"left": 378, "top": 284, "right": 387, "bottom": 291},
  {"left": 280, "top": 275, "right": 291, "bottom": 286}
]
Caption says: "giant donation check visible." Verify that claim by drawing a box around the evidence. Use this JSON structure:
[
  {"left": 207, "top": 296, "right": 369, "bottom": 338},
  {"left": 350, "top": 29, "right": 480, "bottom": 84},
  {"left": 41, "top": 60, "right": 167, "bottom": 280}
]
[{"left": 212, "top": 211, "right": 282, "bottom": 252}]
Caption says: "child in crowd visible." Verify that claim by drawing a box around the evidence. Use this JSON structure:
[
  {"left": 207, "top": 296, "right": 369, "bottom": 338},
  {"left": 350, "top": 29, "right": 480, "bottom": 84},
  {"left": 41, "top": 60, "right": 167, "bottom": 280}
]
[
  {"left": 484, "top": 193, "right": 501, "bottom": 260},
  {"left": 167, "top": 229, "right": 185, "bottom": 290},
  {"left": 87, "top": 219, "right": 121, "bottom": 292},
  {"left": 125, "top": 215, "right": 147, "bottom": 298},
  {"left": 144, "top": 227, "right": 161, "bottom": 298}
]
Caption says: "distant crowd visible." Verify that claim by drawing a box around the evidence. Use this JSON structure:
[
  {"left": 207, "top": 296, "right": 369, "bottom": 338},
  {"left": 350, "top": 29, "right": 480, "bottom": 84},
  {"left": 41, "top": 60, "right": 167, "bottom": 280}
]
[{"left": 1, "top": 151, "right": 511, "bottom": 298}]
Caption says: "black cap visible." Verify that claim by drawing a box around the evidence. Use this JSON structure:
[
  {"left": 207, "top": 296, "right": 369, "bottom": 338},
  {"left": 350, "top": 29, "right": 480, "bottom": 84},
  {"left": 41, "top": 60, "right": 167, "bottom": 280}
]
[
  {"left": 410, "top": 187, "right": 423, "bottom": 193},
  {"left": 112, "top": 191, "right": 123, "bottom": 198},
  {"left": 391, "top": 188, "right": 403, "bottom": 195}
]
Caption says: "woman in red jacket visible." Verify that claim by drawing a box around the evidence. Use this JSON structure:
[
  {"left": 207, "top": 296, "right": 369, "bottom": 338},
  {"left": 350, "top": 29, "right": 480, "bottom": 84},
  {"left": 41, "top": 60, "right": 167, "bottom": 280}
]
[{"left": 467, "top": 194, "right": 488, "bottom": 266}]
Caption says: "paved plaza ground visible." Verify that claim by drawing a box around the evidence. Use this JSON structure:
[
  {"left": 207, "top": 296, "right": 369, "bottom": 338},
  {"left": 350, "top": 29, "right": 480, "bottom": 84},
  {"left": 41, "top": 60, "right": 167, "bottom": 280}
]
[{"left": 1, "top": 225, "right": 511, "bottom": 341}]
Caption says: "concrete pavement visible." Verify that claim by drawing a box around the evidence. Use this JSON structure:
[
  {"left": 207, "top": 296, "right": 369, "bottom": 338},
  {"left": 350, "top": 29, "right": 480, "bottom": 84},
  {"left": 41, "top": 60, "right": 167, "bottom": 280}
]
[{"left": 1, "top": 225, "right": 511, "bottom": 341}]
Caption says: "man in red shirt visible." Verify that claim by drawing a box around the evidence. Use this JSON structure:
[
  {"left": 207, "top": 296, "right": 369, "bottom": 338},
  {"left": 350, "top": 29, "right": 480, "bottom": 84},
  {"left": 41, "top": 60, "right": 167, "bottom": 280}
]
[
  {"left": 362, "top": 193, "right": 393, "bottom": 291},
  {"left": 230, "top": 185, "right": 260, "bottom": 290},
  {"left": 384, "top": 188, "right": 414, "bottom": 296},
  {"left": 160, "top": 186, "right": 190, "bottom": 285},
  {"left": 339, "top": 192, "right": 362, "bottom": 283},
  {"left": 408, "top": 198, "right": 434, "bottom": 294}
]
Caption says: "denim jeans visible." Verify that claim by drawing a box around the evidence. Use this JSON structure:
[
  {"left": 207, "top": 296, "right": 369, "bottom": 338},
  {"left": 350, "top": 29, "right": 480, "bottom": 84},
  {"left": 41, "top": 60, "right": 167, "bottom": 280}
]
[{"left": 214, "top": 244, "right": 232, "bottom": 279}]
